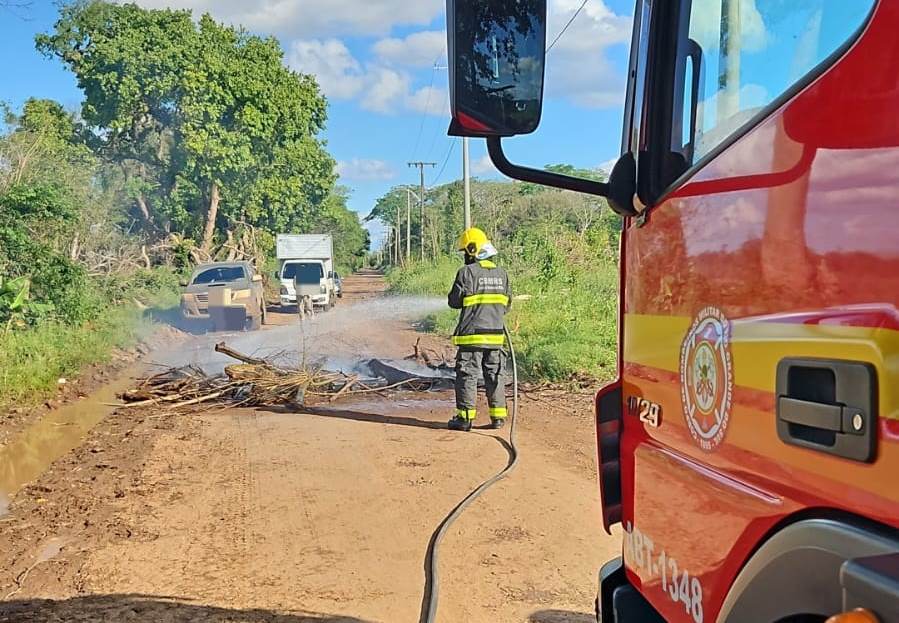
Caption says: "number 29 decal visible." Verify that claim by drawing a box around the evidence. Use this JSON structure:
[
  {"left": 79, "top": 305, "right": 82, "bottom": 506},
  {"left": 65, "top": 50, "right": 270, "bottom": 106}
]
[{"left": 626, "top": 395, "right": 662, "bottom": 427}]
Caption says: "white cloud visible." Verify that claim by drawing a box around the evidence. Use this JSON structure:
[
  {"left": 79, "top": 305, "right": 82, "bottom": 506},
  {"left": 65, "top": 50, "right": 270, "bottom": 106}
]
[
  {"left": 287, "top": 39, "right": 364, "bottom": 99},
  {"left": 544, "top": 0, "right": 632, "bottom": 108},
  {"left": 336, "top": 158, "right": 396, "bottom": 181},
  {"left": 472, "top": 154, "right": 498, "bottom": 176},
  {"left": 137, "top": 0, "right": 632, "bottom": 111},
  {"left": 134, "top": 0, "right": 443, "bottom": 38},
  {"left": 598, "top": 157, "right": 618, "bottom": 174},
  {"left": 360, "top": 67, "right": 410, "bottom": 113},
  {"left": 288, "top": 38, "right": 448, "bottom": 116},
  {"left": 548, "top": 0, "right": 632, "bottom": 52},
  {"left": 405, "top": 85, "right": 449, "bottom": 116},
  {"left": 373, "top": 30, "right": 446, "bottom": 67}
]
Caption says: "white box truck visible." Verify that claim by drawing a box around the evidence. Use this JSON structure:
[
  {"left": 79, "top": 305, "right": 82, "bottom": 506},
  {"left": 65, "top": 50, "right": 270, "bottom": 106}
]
[{"left": 276, "top": 234, "right": 337, "bottom": 311}]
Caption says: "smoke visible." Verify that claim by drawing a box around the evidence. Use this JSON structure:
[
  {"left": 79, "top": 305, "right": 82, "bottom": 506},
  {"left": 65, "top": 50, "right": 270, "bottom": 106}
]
[{"left": 150, "top": 296, "right": 448, "bottom": 376}]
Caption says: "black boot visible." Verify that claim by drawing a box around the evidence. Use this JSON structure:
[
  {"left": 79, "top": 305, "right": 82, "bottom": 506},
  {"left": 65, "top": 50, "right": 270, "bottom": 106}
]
[
  {"left": 489, "top": 417, "right": 506, "bottom": 430},
  {"left": 448, "top": 416, "right": 472, "bottom": 431}
]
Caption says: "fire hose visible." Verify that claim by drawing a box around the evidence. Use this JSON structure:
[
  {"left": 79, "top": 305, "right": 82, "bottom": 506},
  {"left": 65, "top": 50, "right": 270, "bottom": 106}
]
[{"left": 418, "top": 325, "right": 520, "bottom": 623}]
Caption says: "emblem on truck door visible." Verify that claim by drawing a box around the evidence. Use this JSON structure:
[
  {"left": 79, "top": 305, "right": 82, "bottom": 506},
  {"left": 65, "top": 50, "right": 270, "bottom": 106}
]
[{"left": 679, "top": 307, "right": 733, "bottom": 451}]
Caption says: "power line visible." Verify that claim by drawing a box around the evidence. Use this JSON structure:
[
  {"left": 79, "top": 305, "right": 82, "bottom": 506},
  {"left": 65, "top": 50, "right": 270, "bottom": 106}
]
[
  {"left": 425, "top": 86, "right": 450, "bottom": 160},
  {"left": 431, "top": 138, "right": 458, "bottom": 186},
  {"left": 410, "top": 61, "right": 439, "bottom": 160},
  {"left": 546, "top": 0, "right": 590, "bottom": 53},
  {"left": 421, "top": 52, "right": 448, "bottom": 161}
]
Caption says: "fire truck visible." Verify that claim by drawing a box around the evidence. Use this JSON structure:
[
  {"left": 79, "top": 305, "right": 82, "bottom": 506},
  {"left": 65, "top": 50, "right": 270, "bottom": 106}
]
[{"left": 446, "top": 0, "right": 899, "bottom": 621}]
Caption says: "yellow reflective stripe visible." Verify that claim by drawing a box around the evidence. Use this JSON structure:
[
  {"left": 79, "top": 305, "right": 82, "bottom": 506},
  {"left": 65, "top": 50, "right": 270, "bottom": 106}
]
[
  {"left": 462, "top": 293, "right": 509, "bottom": 307},
  {"left": 453, "top": 334, "right": 505, "bottom": 346},
  {"left": 489, "top": 407, "right": 507, "bottom": 419},
  {"left": 478, "top": 260, "right": 496, "bottom": 268},
  {"left": 456, "top": 408, "right": 477, "bottom": 420},
  {"left": 624, "top": 313, "right": 899, "bottom": 404}
]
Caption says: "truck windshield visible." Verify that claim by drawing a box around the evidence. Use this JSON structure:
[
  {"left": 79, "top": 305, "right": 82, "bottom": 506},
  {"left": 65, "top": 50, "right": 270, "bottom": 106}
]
[
  {"left": 677, "top": 0, "right": 876, "bottom": 165},
  {"left": 191, "top": 266, "right": 246, "bottom": 285},
  {"left": 283, "top": 263, "right": 323, "bottom": 284}
]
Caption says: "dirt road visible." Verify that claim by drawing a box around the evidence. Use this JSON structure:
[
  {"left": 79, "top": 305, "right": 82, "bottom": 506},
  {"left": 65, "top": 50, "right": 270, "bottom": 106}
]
[{"left": 0, "top": 272, "right": 620, "bottom": 622}]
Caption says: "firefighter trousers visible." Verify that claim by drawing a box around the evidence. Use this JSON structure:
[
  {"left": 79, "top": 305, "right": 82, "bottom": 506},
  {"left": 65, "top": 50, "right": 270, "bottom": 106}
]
[{"left": 454, "top": 347, "right": 507, "bottom": 421}]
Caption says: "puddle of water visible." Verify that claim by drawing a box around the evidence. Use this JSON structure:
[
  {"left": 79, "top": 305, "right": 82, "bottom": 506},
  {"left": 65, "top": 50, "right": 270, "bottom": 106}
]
[{"left": 0, "top": 373, "right": 137, "bottom": 500}]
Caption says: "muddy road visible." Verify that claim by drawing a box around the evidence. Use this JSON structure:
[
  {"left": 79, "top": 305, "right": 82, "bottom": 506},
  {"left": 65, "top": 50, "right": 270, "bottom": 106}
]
[{"left": 0, "top": 272, "right": 620, "bottom": 622}]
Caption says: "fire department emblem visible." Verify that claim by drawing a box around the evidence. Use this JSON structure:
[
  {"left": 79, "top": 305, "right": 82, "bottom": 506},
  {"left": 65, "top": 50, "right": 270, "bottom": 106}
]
[{"left": 679, "top": 306, "right": 733, "bottom": 451}]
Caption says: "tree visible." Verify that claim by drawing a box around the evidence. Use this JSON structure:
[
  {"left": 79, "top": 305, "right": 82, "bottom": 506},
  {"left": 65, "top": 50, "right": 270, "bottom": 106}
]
[
  {"left": 37, "top": 2, "right": 336, "bottom": 254},
  {"left": 368, "top": 163, "right": 620, "bottom": 260},
  {"left": 174, "top": 15, "right": 333, "bottom": 249},
  {"left": 36, "top": 2, "right": 195, "bottom": 228},
  {"left": 0, "top": 99, "right": 109, "bottom": 322}
]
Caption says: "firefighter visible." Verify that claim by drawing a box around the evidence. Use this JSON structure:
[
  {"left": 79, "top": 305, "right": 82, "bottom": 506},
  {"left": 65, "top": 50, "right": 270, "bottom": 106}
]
[{"left": 447, "top": 227, "right": 512, "bottom": 432}]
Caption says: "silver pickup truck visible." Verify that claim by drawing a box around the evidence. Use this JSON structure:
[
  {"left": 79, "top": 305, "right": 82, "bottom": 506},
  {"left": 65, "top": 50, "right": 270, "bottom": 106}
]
[{"left": 180, "top": 261, "right": 266, "bottom": 330}]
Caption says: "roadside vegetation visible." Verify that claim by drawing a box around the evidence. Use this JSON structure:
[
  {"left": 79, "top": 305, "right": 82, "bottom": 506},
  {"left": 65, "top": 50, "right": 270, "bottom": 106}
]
[
  {"left": 379, "top": 168, "right": 620, "bottom": 383},
  {"left": 0, "top": 1, "right": 369, "bottom": 408}
]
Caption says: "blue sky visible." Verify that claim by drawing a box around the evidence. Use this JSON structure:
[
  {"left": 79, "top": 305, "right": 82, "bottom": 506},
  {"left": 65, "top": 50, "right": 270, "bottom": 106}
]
[{"left": 0, "top": 0, "right": 636, "bottom": 248}]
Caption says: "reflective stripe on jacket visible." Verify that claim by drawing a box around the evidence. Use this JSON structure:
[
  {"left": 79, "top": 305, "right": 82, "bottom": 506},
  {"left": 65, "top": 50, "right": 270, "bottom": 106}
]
[{"left": 447, "top": 259, "right": 511, "bottom": 349}]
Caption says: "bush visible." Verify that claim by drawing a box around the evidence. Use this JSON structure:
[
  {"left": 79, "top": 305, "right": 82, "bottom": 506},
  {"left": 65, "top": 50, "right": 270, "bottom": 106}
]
[
  {"left": 509, "top": 266, "right": 618, "bottom": 382},
  {"left": 95, "top": 267, "right": 182, "bottom": 308},
  {"left": 0, "top": 307, "right": 148, "bottom": 408},
  {"left": 385, "top": 256, "right": 461, "bottom": 296},
  {"left": 0, "top": 267, "right": 182, "bottom": 408},
  {"left": 0, "top": 226, "right": 102, "bottom": 324}
]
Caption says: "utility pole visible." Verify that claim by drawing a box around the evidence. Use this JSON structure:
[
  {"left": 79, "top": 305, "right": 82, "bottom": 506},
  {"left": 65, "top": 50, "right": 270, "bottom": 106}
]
[
  {"left": 394, "top": 225, "right": 399, "bottom": 265},
  {"left": 462, "top": 137, "right": 472, "bottom": 229},
  {"left": 386, "top": 226, "right": 394, "bottom": 265},
  {"left": 395, "top": 202, "right": 402, "bottom": 266},
  {"left": 405, "top": 188, "right": 419, "bottom": 262},
  {"left": 407, "top": 161, "right": 436, "bottom": 261}
]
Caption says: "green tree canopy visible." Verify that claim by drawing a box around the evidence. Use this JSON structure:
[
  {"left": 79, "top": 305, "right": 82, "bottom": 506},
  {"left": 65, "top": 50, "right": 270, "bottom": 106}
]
[
  {"left": 369, "top": 164, "right": 618, "bottom": 262},
  {"left": 37, "top": 1, "right": 336, "bottom": 254}
]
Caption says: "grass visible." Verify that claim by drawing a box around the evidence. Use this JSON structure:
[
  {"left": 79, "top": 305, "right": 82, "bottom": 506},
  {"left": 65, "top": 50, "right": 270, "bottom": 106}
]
[
  {"left": 386, "top": 250, "right": 619, "bottom": 384},
  {"left": 0, "top": 268, "right": 181, "bottom": 410}
]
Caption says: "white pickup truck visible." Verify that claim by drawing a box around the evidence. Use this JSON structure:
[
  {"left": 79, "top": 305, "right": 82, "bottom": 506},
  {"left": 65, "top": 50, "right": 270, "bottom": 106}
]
[{"left": 276, "top": 234, "right": 337, "bottom": 311}]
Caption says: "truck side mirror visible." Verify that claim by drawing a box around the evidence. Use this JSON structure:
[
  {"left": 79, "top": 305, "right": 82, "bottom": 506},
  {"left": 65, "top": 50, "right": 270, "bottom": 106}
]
[
  {"left": 446, "top": 0, "right": 614, "bottom": 201},
  {"left": 446, "top": 0, "right": 547, "bottom": 137}
]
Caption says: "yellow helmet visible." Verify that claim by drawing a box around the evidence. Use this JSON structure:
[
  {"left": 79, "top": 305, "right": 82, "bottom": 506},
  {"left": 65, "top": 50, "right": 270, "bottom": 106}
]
[{"left": 457, "top": 227, "right": 489, "bottom": 256}]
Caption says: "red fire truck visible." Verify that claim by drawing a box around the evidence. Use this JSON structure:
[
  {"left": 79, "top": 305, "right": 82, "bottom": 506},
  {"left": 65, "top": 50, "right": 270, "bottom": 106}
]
[{"left": 446, "top": 0, "right": 899, "bottom": 621}]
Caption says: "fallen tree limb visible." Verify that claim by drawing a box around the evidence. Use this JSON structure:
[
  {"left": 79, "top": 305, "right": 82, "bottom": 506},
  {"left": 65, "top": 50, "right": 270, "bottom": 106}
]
[
  {"left": 214, "top": 342, "right": 266, "bottom": 365},
  {"left": 329, "top": 375, "right": 358, "bottom": 402},
  {"left": 169, "top": 390, "right": 229, "bottom": 409}
]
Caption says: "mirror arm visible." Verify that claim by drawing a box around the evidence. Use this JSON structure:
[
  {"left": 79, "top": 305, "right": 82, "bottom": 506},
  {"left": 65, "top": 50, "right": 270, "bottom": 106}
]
[{"left": 486, "top": 136, "right": 609, "bottom": 197}]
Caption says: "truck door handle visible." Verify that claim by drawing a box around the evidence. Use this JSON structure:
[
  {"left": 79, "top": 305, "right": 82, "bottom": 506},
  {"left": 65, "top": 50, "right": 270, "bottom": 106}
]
[
  {"left": 776, "top": 358, "right": 877, "bottom": 463},
  {"left": 777, "top": 397, "right": 864, "bottom": 434}
]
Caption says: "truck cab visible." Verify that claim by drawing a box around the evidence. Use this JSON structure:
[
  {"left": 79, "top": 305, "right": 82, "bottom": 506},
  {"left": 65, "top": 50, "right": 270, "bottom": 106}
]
[
  {"left": 446, "top": 0, "right": 899, "bottom": 621},
  {"left": 278, "top": 260, "right": 333, "bottom": 309},
  {"left": 276, "top": 234, "right": 337, "bottom": 311}
]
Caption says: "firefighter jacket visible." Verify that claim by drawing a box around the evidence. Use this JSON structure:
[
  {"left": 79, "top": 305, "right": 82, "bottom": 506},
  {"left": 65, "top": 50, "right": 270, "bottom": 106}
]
[{"left": 447, "top": 259, "right": 511, "bottom": 348}]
